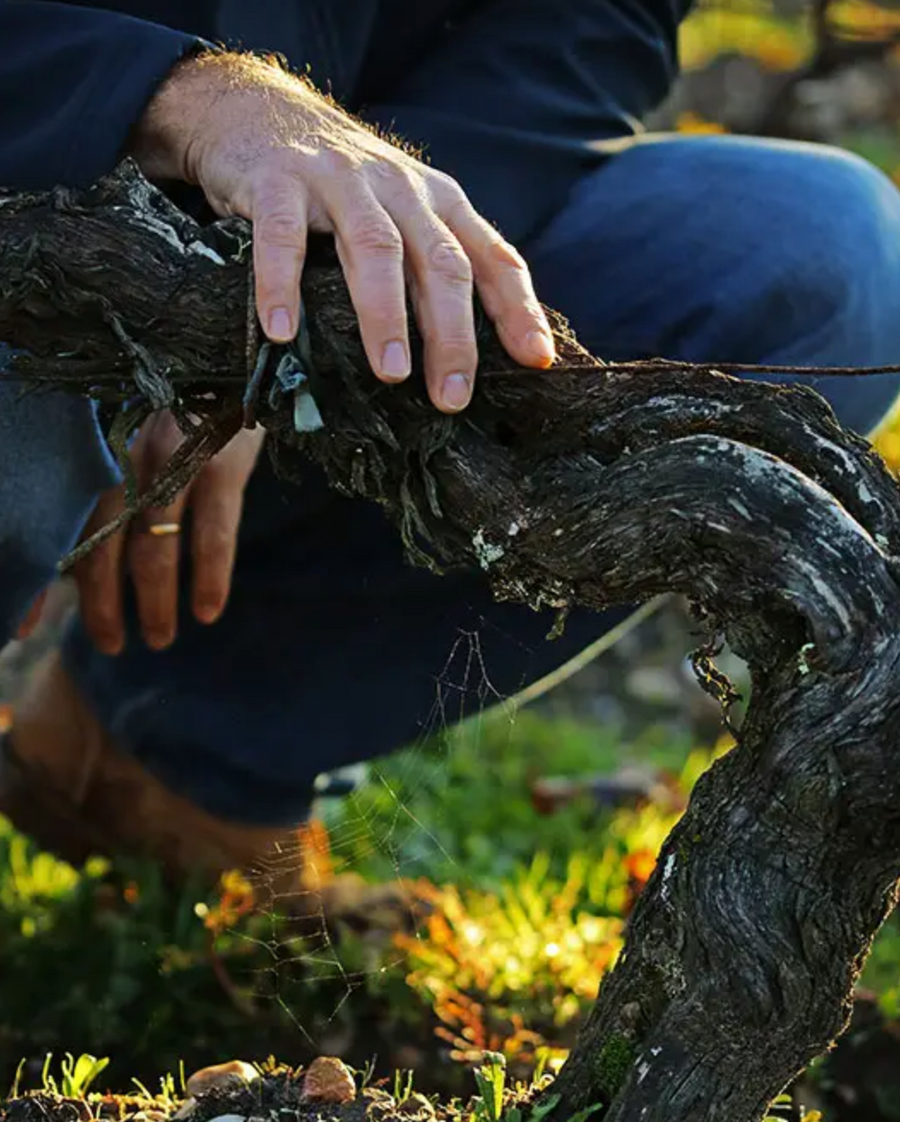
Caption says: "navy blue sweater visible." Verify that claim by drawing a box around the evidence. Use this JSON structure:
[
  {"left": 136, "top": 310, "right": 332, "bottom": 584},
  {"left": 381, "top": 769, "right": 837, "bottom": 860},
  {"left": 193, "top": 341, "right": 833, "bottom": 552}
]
[{"left": 0, "top": 0, "right": 691, "bottom": 241}]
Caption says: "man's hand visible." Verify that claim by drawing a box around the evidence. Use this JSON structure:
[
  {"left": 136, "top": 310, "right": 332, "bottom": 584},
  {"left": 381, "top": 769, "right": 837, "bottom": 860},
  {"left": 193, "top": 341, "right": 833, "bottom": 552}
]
[
  {"left": 82, "top": 49, "right": 556, "bottom": 654},
  {"left": 75, "top": 414, "right": 264, "bottom": 655},
  {"left": 130, "top": 51, "right": 556, "bottom": 413}
]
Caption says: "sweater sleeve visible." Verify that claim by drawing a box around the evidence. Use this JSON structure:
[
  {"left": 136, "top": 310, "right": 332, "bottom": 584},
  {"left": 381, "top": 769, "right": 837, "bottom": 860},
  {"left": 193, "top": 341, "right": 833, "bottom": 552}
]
[
  {"left": 0, "top": 1, "right": 205, "bottom": 189},
  {"left": 363, "top": 0, "right": 694, "bottom": 245}
]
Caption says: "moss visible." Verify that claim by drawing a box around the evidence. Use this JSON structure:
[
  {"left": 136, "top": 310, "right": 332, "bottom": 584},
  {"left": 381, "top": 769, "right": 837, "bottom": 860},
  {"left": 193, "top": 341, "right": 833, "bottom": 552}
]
[{"left": 593, "top": 1034, "right": 635, "bottom": 1101}]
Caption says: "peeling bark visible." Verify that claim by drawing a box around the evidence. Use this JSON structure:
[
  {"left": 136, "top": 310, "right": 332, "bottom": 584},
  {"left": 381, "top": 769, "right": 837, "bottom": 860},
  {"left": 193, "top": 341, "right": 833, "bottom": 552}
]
[{"left": 3, "top": 163, "right": 900, "bottom": 1121}]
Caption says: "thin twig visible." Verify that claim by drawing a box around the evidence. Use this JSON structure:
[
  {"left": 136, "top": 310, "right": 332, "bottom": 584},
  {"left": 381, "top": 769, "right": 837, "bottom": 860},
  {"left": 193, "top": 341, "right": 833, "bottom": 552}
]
[{"left": 487, "top": 358, "right": 900, "bottom": 378}]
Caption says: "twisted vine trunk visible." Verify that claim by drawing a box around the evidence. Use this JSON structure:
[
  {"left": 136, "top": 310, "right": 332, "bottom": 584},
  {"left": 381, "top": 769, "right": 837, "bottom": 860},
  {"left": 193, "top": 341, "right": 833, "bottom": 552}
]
[{"left": 3, "top": 163, "right": 900, "bottom": 1121}]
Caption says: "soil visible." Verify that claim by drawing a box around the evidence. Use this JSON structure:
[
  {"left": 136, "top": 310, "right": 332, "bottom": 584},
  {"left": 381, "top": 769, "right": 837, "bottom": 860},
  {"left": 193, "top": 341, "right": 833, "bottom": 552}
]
[
  {"left": 0, "top": 1069, "right": 526, "bottom": 1122},
  {"left": 3, "top": 1010, "right": 900, "bottom": 1122}
]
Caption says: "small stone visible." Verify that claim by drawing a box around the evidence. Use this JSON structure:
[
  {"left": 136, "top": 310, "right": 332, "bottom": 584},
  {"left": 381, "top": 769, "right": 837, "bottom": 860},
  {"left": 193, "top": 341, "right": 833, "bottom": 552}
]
[
  {"left": 186, "top": 1062, "right": 259, "bottom": 1098},
  {"left": 206, "top": 1115, "right": 247, "bottom": 1122},
  {"left": 172, "top": 1099, "right": 197, "bottom": 1122},
  {"left": 300, "top": 1057, "right": 357, "bottom": 1104}
]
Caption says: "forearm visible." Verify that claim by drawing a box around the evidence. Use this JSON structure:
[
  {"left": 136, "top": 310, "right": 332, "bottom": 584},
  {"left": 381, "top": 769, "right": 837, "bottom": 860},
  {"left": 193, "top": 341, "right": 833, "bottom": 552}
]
[{"left": 127, "top": 49, "right": 321, "bottom": 183}]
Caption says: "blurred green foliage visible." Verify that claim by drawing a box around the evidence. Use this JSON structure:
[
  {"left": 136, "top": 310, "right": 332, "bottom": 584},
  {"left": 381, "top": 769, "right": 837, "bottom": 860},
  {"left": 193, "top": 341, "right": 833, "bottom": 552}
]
[
  {"left": 0, "top": 711, "right": 693, "bottom": 1091},
  {"left": 318, "top": 709, "right": 695, "bottom": 886}
]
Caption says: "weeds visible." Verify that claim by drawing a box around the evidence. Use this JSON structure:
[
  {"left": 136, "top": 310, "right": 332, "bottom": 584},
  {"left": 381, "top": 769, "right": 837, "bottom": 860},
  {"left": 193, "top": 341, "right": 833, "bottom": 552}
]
[
  {"left": 39, "top": 1054, "right": 110, "bottom": 1098},
  {"left": 472, "top": 1052, "right": 506, "bottom": 1122},
  {"left": 470, "top": 1053, "right": 600, "bottom": 1122},
  {"left": 764, "top": 1094, "right": 822, "bottom": 1122},
  {"left": 392, "top": 1070, "right": 416, "bottom": 1106}
]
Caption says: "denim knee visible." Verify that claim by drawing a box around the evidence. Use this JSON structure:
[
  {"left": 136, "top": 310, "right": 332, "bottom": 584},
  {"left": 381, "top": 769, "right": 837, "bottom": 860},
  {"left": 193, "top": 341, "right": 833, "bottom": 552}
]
[
  {"left": 721, "top": 144, "right": 900, "bottom": 429},
  {"left": 527, "top": 135, "right": 900, "bottom": 434},
  {"left": 748, "top": 146, "right": 900, "bottom": 353}
]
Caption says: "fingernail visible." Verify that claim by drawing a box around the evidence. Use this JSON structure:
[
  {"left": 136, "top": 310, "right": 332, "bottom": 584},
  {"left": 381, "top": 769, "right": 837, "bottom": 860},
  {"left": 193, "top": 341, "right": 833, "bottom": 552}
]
[
  {"left": 441, "top": 373, "right": 472, "bottom": 412},
  {"left": 147, "top": 631, "right": 175, "bottom": 652},
  {"left": 195, "top": 602, "right": 222, "bottom": 625},
  {"left": 527, "top": 329, "right": 556, "bottom": 366},
  {"left": 98, "top": 635, "right": 124, "bottom": 657},
  {"left": 266, "top": 306, "right": 294, "bottom": 341},
  {"left": 381, "top": 340, "right": 411, "bottom": 381}
]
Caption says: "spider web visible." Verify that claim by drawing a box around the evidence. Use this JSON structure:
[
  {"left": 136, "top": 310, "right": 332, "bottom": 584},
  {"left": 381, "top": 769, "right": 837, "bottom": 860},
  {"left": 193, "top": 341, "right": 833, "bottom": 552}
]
[
  {"left": 212, "top": 623, "right": 546, "bottom": 1056},
  {"left": 197, "top": 592, "right": 682, "bottom": 1067}
]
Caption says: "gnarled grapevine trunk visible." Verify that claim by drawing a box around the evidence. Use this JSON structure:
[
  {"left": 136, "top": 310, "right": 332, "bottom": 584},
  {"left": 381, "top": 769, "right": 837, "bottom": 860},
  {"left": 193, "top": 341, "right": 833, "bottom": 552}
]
[{"left": 3, "top": 162, "right": 900, "bottom": 1121}]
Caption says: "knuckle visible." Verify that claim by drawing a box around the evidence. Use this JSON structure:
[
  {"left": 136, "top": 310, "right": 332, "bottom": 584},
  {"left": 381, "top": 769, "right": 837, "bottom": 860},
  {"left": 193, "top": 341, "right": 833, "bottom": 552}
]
[
  {"left": 250, "top": 156, "right": 302, "bottom": 194},
  {"left": 78, "top": 564, "right": 117, "bottom": 604},
  {"left": 359, "top": 310, "right": 406, "bottom": 340},
  {"left": 82, "top": 582, "right": 114, "bottom": 616},
  {"left": 255, "top": 210, "right": 307, "bottom": 248},
  {"left": 371, "top": 160, "right": 417, "bottom": 190},
  {"left": 435, "top": 181, "right": 477, "bottom": 226},
  {"left": 319, "top": 146, "right": 359, "bottom": 177},
  {"left": 429, "top": 168, "right": 466, "bottom": 200},
  {"left": 427, "top": 239, "right": 472, "bottom": 285},
  {"left": 345, "top": 214, "right": 403, "bottom": 257},
  {"left": 485, "top": 236, "right": 528, "bottom": 273}
]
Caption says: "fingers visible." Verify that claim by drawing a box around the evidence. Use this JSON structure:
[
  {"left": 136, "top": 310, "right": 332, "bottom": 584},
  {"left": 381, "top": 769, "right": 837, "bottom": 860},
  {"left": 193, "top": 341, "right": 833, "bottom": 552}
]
[
  {"left": 130, "top": 421, "right": 262, "bottom": 646},
  {"left": 74, "top": 486, "right": 129, "bottom": 656},
  {"left": 129, "top": 493, "right": 189, "bottom": 652},
  {"left": 241, "top": 142, "right": 552, "bottom": 415},
  {"left": 441, "top": 190, "right": 556, "bottom": 370},
  {"left": 73, "top": 413, "right": 261, "bottom": 657},
  {"left": 346, "top": 170, "right": 553, "bottom": 412},
  {"left": 329, "top": 181, "right": 412, "bottom": 385},
  {"left": 126, "top": 412, "right": 190, "bottom": 651},
  {"left": 252, "top": 180, "right": 309, "bottom": 342},
  {"left": 189, "top": 426, "right": 264, "bottom": 625},
  {"left": 329, "top": 173, "right": 475, "bottom": 411},
  {"left": 392, "top": 204, "right": 477, "bottom": 412}
]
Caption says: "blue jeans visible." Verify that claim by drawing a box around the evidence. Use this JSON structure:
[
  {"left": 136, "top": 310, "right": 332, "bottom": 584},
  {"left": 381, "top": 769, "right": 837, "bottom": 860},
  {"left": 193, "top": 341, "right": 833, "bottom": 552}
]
[{"left": 3, "top": 134, "right": 900, "bottom": 825}]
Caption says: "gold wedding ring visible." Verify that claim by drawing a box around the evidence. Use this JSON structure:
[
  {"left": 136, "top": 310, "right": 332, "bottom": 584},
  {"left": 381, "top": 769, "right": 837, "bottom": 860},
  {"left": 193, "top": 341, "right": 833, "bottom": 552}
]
[{"left": 147, "top": 522, "right": 182, "bottom": 537}]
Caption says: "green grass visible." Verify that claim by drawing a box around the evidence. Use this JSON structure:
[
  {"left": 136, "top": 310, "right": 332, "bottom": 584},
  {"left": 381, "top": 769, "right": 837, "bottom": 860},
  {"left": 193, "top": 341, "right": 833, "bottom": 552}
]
[{"left": 317, "top": 706, "right": 697, "bottom": 887}]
